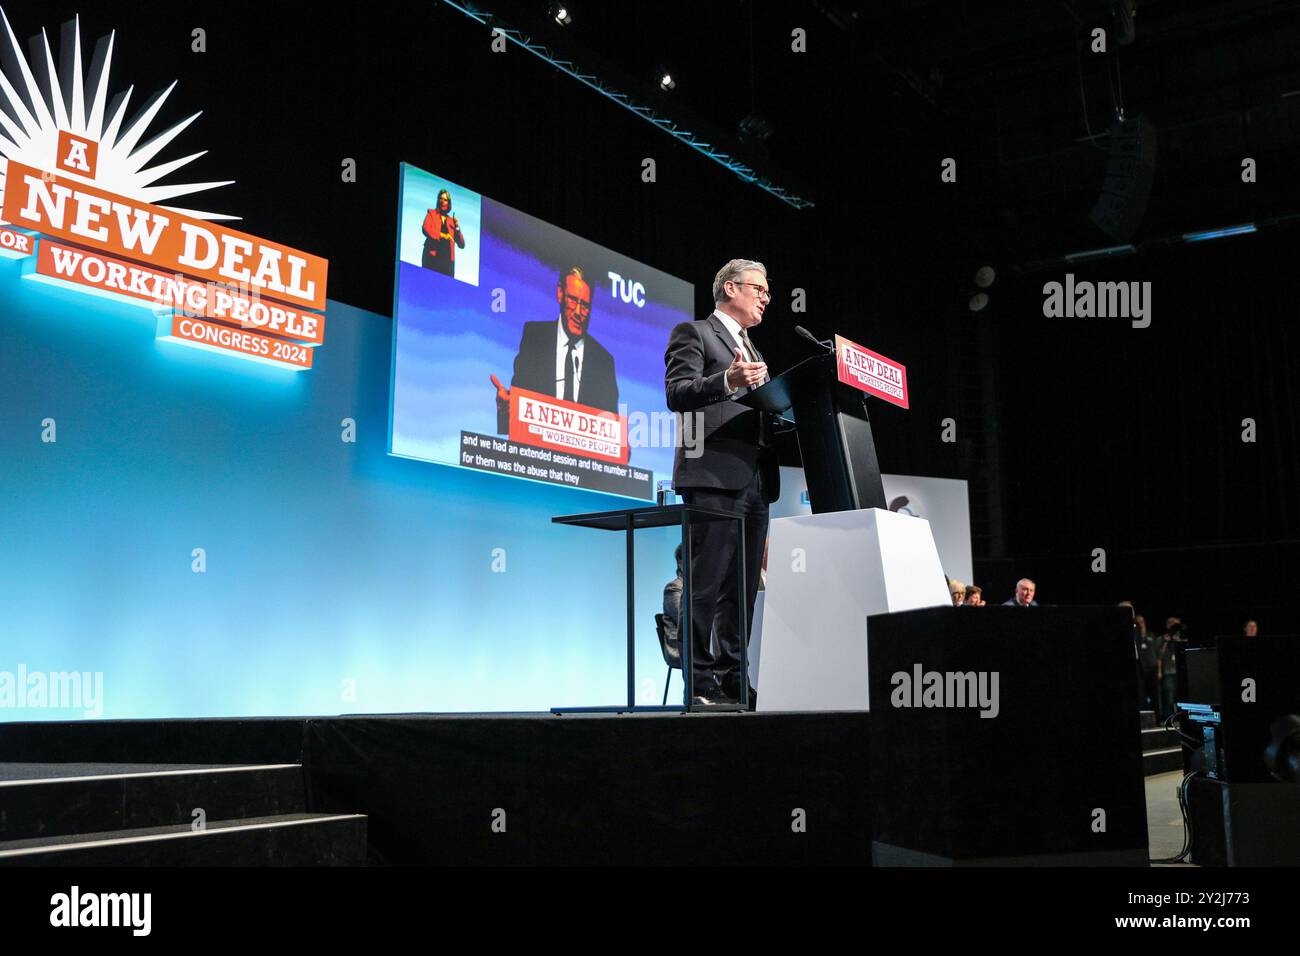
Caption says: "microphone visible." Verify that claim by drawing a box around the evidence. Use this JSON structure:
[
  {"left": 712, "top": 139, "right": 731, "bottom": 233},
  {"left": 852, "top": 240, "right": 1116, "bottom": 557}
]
[{"left": 795, "top": 325, "right": 833, "bottom": 352}]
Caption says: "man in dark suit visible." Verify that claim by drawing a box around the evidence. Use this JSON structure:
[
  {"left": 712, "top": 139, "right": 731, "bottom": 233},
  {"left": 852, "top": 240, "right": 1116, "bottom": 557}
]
[
  {"left": 494, "top": 267, "right": 619, "bottom": 433},
  {"left": 664, "top": 258, "right": 780, "bottom": 706}
]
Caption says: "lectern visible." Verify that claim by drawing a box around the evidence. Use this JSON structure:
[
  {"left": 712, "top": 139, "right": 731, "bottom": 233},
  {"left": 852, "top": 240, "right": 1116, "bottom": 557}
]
[
  {"left": 737, "top": 335, "right": 951, "bottom": 712},
  {"left": 737, "top": 352, "right": 886, "bottom": 513}
]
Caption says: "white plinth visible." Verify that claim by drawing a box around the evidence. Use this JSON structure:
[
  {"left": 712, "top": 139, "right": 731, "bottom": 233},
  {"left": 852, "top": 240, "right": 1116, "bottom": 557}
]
[{"left": 755, "top": 508, "right": 950, "bottom": 712}]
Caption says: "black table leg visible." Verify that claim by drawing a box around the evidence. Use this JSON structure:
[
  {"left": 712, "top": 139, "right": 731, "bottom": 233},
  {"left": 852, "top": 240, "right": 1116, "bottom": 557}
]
[{"left": 626, "top": 512, "right": 635, "bottom": 709}]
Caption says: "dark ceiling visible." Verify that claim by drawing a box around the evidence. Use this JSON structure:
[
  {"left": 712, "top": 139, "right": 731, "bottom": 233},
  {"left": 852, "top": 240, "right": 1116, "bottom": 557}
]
[
  {"left": 5, "top": 0, "right": 1298, "bottom": 303},
  {"left": 477, "top": 0, "right": 1300, "bottom": 259}
]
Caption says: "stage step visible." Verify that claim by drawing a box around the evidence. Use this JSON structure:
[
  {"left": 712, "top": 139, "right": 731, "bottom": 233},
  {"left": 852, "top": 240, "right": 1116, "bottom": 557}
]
[
  {"left": 0, "top": 763, "right": 305, "bottom": 843},
  {"left": 1138, "top": 716, "right": 1183, "bottom": 777},
  {"left": 1135, "top": 709, "right": 1182, "bottom": 776},
  {"left": 0, "top": 813, "right": 367, "bottom": 866},
  {"left": 0, "top": 762, "right": 367, "bottom": 866},
  {"left": 1141, "top": 726, "right": 1177, "bottom": 751},
  {"left": 1142, "top": 747, "right": 1183, "bottom": 777}
]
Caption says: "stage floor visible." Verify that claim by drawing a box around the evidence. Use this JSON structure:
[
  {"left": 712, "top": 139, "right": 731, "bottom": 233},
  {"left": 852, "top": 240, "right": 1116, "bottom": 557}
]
[{"left": 0, "top": 711, "right": 871, "bottom": 865}]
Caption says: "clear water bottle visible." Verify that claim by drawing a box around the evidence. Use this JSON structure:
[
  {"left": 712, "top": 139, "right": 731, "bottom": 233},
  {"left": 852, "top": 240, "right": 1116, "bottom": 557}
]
[{"left": 656, "top": 480, "right": 674, "bottom": 506}]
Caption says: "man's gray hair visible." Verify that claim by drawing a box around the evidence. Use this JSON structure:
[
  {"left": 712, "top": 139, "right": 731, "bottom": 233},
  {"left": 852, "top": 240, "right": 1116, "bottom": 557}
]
[{"left": 712, "top": 258, "right": 767, "bottom": 304}]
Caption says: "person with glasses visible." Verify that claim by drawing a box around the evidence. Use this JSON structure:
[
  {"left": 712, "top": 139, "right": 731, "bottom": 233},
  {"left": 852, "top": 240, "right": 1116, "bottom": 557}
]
[
  {"left": 664, "top": 258, "right": 781, "bottom": 707},
  {"left": 494, "top": 266, "right": 620, "bottom": 433}
]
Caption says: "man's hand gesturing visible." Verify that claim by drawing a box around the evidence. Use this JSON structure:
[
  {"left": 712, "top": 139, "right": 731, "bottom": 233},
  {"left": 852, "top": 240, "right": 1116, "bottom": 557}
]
[{"left": 726, "top": 347, "right": 767, "bottom": 390}]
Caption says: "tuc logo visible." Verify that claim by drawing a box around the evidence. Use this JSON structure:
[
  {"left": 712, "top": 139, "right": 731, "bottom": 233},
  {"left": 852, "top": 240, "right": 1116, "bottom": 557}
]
[
  {"left": 607, "top": 270, "right": 646, "bottom": 308},
  {"left": 0, "top": 9, "right": 329, "bottom": 371}
]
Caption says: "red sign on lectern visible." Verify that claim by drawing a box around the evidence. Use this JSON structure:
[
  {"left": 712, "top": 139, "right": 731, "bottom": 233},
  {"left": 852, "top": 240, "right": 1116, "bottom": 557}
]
[{"left": 834, "top": 334, "right": 909, "bottom": 409}]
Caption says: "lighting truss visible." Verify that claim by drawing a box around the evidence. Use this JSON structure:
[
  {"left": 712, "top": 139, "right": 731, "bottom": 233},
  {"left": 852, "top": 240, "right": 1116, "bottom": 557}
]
[{"left": 440, "top": 1, "right": 814, "bottom": 210}]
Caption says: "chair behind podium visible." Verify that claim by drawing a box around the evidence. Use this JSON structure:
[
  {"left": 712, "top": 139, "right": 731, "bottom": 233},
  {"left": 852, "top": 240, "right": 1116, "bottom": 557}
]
[{"left": 654, "top": 612, "right": 681, "bottom": 705}]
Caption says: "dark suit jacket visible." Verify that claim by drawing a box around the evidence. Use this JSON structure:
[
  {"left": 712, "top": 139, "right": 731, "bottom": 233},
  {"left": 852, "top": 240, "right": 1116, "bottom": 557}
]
[
  {"left": 498, "top": 320, "right": 619, "bottom": 433},
  {"left": 664, "top": 313, "right": 780, "bottom": 501}
]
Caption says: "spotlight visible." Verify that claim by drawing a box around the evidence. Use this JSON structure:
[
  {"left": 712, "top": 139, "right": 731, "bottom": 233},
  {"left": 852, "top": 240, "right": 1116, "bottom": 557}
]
[
  {"left": 738, "top": 114, "right": 773, "bottom": 144},
  {"left": 659, "top": 72, "right": 675, "bottom": 91},
  {"left": 968, "top": 292, "right": 989, "bottom": 312},
  {"left": 551, "top": 5, "right": 572, "bottom": 25},
  {"left": 973, "top": 266, "right": 996, "bottom": 289}
]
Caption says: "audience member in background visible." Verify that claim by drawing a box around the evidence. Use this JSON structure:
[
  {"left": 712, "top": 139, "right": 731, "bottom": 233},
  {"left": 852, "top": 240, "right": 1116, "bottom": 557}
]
[
  {"left": 964, "top": 585, "right": 984, "bottom": 606},
  {"left": 1120, "top": 602, "right": 1158, "bottom": 711},
  {"left": 1120, "top": 601, "right": 1141, "bottom": 708},
  {"left": 1135, "top": 614, "right": 1158, "bottom": 711},
  {"left": 948, "top": 578, "right": 966, "bottom": 606},
  {"left": 1002, "top": 578, "right": 1037, "bottom": 607},
  {"left": 662, "top": 545, "right": 683, "bottom": 656},
  {"left": 1243, "top": 619, "right": 1258, "bottom": 637},
  {"left": 1156, "top": 617, "right": 1186, "bottom": 719}
]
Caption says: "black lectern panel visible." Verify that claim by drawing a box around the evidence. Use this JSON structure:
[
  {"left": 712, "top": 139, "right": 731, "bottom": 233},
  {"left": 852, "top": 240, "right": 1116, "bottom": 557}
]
[
  {"left": 866, "top": 606, "right": 1149, "bottom": 865},
  {"left": 738, "top": 353, "right": 885, "bottom": 513}
]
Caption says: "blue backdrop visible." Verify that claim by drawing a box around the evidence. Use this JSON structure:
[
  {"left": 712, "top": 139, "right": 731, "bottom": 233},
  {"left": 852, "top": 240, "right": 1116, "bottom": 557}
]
[{"left": 0, "top": 255, "right": 684, "bottom": 720}]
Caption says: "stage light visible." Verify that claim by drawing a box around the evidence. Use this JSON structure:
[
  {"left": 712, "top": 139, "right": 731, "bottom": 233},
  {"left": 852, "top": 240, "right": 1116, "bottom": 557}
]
[
  {"left": 973, "top": 266, "right": 996, "bottom": 289},
  {"left": 738, "top": 114, "right": 773, "bottom": 143},
  {"left": 552, "top": 5, "right": 572, "bottom": 25},
  {"left": 659, "top": 72, "right": 675, "bottom": 91},
  {"left": 968, "top": 292, "right": 989, "bottom": 312},
  {"left": 1063, "top": 243, "right": 1136, "bottom": 264},
  {"left": 1182, "top": 223, "right": 1256, "bottom": 243}
]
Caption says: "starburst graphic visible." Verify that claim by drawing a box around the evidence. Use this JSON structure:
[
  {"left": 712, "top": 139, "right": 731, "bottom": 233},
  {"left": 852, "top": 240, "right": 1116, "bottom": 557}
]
[{"left": 0, "top": 7, "right": 237, "bottom": 221}]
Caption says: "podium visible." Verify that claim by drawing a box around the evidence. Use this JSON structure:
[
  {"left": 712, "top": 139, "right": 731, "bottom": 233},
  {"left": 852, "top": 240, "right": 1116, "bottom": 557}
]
[
  {"left": 737, "top": 342, "right": 950, "bottom": 710},
  {"left": 737, "top": 351, "right": 886, "bottom": 514},
  {"left": 757, "top": 508, "right": 949, "bottom": 711}
]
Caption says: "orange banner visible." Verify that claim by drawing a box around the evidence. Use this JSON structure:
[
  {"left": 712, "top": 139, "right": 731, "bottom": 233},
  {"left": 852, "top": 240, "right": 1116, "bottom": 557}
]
[
  {"left": 35, "top": 240, "right": 324, "bottom": 344},
  {"left": 0, "top": 225, "right": 35, "bottom": 257},
  {"left": 2, "top": 161, "right": 327, "bottom": 311},
  {"left": 158, "top": 314, "right": 314, "bottom": 370}
]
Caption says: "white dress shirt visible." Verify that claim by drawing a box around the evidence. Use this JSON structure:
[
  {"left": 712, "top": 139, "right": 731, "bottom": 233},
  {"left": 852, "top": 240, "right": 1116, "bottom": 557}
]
[
  {"left": 554, "top": 318, "right": 585, "bottom": 402},
  {"left": 713, "top": 309, "right": 764, "bottom": 393}
]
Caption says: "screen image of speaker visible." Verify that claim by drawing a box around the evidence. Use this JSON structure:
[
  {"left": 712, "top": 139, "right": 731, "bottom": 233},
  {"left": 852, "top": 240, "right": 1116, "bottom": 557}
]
[{"left": 389, "top": 163, "right": 695, "bottom": 501}]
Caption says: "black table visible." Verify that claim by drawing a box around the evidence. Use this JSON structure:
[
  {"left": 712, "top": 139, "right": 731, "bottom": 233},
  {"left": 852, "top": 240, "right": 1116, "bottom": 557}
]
[{"left": 551, "top": 504, "right": 748, "bottom": 712}]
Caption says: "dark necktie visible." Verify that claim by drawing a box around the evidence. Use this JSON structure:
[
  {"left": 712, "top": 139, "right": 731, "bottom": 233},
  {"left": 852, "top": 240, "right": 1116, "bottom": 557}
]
[
  {"left": 738, "top": 327, "right": 773, "bottom": 448},
  {"left": 739, "top": 328, "right": 766, "bottom": 384},
  {"left": 563, "top": 342, "right": 576, "bottom": 401}
]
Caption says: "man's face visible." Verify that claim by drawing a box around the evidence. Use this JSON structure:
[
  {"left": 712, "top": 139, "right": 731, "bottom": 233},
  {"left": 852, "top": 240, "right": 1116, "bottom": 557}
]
[
  {"left": 727, "top": 270, "right": 769, "bottom": 328},
  {"left": 558, "top": 274, "right": 593, "bottom": 338},
  {"left": 1016, "top": 581, "right": 1035, "bottom": 605},
  {"left": 1245, "top": 620, "right": 1258, "bottom": 637}
]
